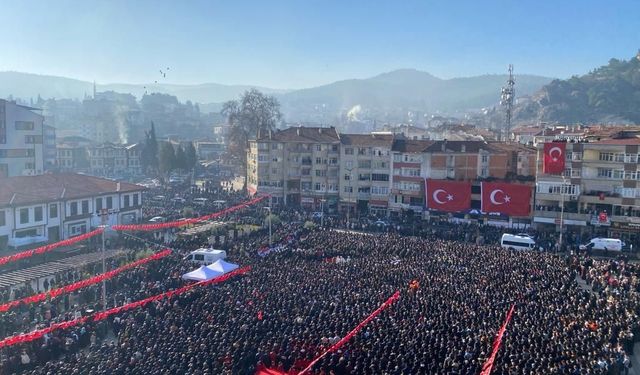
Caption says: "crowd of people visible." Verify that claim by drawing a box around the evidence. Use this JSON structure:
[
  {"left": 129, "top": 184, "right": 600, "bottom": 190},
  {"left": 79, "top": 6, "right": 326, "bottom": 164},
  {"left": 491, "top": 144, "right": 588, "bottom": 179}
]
[{"left": 0, "top": 220, "right": 637, "bottom": 374}]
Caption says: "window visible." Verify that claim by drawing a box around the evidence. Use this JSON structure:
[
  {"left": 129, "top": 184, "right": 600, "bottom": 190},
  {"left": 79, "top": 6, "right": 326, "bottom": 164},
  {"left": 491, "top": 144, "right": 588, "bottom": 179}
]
[
  {"left": 329, "top": 158, "right": 338, "bottom": 165},
  {"left": 96, "top": 198, "right": 103, "bottom": 211},
  {"left": 124, "top": 195, "right": 130, "bottom": 208},
  {"left": 106, "top": 196, "right": 113, "bottom": 209},
  {"left": 15, "top": 121, "right": 34, "bottom": 130},
  {"left": 315, "top": 169, "right": 326, "bottom": 177},
  {"left": 344, "top": 174, "right": 351, "bottom": 181},
  {"left": 358, "top": 174, "right": 370, "bottom": 181},
  {"left": 70, "top": 202, "right": 78, "bottom": 216},
  {"left": 258, "top": 143, "right": 268, "bottom": 151},
  {"left": 271, "top": 168, "right": 278, "bottom": 175},
  {"left": 301, "top": 182, "right": 312, "bottom": 191},
  {"left": 480, "top": 168, "right": 489, "bottom": 177},
  {"left": 597, "top": 168, "right": 612, "bottom": 178},
  {"left": 599, "top": 152, "right": 614, "bottom": 162},
  {"left": 34, "top": 206, "right": 43, "bottom": 221},
  {"left": 20, "top": 208, "right": 29, "bottom": 224},
  {"left": 371, "top": 186, "right": 389, "bottom": 195},
  {"left": 0, "top": 210, "right": 5, "bottom": 226},
  {"left": 331, "top": 144, "right": 338, "bottom": 152},
  {"left": 315, "top": 157, "right": 322, "bottom": 164},
  {"left": 315, "top": 183, "right": 321, "bottom": 191},
  {"left": 372, "top": 173, "right": 389, "bottom": 181},
  {"left": 358, "top": 160, "right": 371, "bottom": 169},
  {"left": 358, "top": 147, "right": 367, "bottom": 155},
  {"left": 25, "top": 135, "right": 42, "bottom": 144},
  {"left": 315, "top": 144, "right": 321, "bottom": 151},
  {"left": 345, "top": 160, "right": 353, "bottom": 168},
  {"left": 344, "top": 148, "right": 354, "bottom": 155},
  {"left": 26, "top": 149, "right": 35, "bottom": 157},
  {"left": 301, "top": 168, "right": 310, "bottom": 176},
  {"left": 481, "top": 154, "right": 489, "bottom": 163},
  {"left": 344, "top": 186, "right": 353, "bottom": 193},
  {"left": 373, "top": 161, "right": 388, "bottom": 169},
  {"left": 49, "top": 204, "right": 58, "bottom": 218},
  {"left": 133, "top": 193, "right": 139, "bottom": 206}
]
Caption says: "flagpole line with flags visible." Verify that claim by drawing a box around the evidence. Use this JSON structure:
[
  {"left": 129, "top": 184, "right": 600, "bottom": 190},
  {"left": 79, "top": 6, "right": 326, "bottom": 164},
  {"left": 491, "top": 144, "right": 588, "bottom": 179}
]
[{"left": 0, "top": 196, "right": 269, "bottom": 267}]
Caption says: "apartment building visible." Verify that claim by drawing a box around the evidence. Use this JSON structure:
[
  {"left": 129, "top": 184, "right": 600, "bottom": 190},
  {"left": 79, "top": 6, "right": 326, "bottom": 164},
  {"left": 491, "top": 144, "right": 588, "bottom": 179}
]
[
  {"left": 533, "top": 136, "right": 640, "bottom": 246},
  {"left": 339, "top": 133, "right": 393, "bottom": 217},
  {"left": 44, "top": 125, "right": 57, "bottom": 171},
  {"left": 0, "top": 173, "right": 143, "bottom": 249},
  {"left": 0, "top": 99, "right": 45, "bottom": 177},
  {"left": 389, "top": 139, "right": 433, "bottom": 216},
  {"left": 57, "top": 136, "right": 93, "bottom": 173},
  {"left": 125, "top": 143, "right": 143, "bottom": 176},
  {"left": 247, "top": 127, "right": 341, "bottom": 211}
]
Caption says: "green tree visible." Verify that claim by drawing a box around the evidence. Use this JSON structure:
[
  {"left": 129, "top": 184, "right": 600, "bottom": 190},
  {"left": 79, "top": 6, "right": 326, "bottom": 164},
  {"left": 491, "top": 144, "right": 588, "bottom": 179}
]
[
  {"left": 141, "top": 122, "right": 159, "bottom": 174},
  {"left": 185, "top": 142, "right": 197, "bottom": 169},
  {"left": 222, "top": 89, "right": 282, "bottom": 184},
  {"left": 175, "top": 146, "right": 187, "bottom": 171},
  {"left": 159, "top": 142, "right": 176, "bottom": 175}
]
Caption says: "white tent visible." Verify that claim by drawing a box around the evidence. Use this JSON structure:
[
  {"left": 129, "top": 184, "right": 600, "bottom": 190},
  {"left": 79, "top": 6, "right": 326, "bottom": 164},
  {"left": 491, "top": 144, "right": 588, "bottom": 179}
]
[
  {"left": 206, "top": 259, "right": 239, "bottom": 275},
  {"left": 182, "top": 265, "right": 224, "bottom": 281}
]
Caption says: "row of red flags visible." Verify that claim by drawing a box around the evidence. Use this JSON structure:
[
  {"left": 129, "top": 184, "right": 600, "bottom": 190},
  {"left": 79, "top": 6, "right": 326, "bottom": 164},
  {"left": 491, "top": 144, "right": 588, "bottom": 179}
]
[
  {"left": 0, "top": 266, "right": 251, "bottom": 349},
  {"left": 0, "top": 196, "right": 268, "bottom": 267},
  {"left": 426, "top": 180, "right": 532, "bottom": 216},
  {"left": 0, "top": 249, "right": 172, "bottom": 313}
]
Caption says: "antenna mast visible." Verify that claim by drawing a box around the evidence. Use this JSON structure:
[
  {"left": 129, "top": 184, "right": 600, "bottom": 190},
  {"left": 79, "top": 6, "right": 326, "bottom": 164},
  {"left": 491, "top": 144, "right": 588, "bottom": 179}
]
[{"left": 500, "top": 64, "right": 515, "bottom": 141}]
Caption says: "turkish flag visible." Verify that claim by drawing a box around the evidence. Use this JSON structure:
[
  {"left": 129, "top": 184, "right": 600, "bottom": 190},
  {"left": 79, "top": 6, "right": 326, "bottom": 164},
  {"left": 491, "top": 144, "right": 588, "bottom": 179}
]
[
  {"left": 543, "top": 142, "right": 566, "bottom": 174},
  {"left": 481, "top": 182, "right": 532, "bottom": 216},
  {"left": 425, "top": 179, "right": 471, "bottom": 212}
]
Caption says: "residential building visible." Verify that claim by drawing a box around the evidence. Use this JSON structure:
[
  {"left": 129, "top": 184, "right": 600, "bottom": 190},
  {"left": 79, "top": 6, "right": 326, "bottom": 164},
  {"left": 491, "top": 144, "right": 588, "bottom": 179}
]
[
  {"left": 247, "top": 127, "right": 341, "bottom": 211},
  {"left": 89, "top": 143, "right": 128, "bottom": 176},
  {"left": 125, "top": 143, "right": 143, "bottom": 176},
  {"left": 339, "top": 133, "right": 394, "bottom": 217},
  {"left": 57, "top": 136, "right": 93, "bottom": 173},
  {"left": 44, "top": 125, "right": 57, "bottom": 171},
  {"left": 0, "top": 173, "right": 144, "bottom": 249},
  {"left": 0, "top": 99, "right": 45, "bottom": 177},
  {"left": 533, "top": 136, "right": 640, "bottom": 247},
  {"left": 194, "top": 141, "right": 225, "bottom": 160},
  {"left": 389, "top": 139, "right": 433, "bottom": 215}
]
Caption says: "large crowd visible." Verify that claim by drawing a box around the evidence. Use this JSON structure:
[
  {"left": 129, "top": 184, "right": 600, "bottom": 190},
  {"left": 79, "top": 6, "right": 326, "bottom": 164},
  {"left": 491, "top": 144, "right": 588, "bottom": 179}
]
[
  {"left": 0, "top": 222, "right": 637, "bottom": 374},
  {"left": 0, "top": 178, "right": 639, "bottom": 374}
]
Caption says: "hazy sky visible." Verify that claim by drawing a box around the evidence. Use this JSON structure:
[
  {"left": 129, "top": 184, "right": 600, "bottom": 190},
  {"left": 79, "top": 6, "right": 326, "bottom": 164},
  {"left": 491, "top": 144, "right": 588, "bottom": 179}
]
[{"left": 1, "top": 0, "right": 638, "bottom": 89}]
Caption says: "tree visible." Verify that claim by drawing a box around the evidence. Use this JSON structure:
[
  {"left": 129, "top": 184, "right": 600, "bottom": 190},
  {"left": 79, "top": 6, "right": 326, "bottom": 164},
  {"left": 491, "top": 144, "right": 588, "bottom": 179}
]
[
  {"left": 175, "top": 146, "right": 187, "bottom": 171},
  {"left": 141, "top": 122, "right": 159, "bottom": 175},
  {"left": 159, "top": 142, "right": 176, "bottom": 175},
  {"left": 185, "top": 142, "right": 197, "bottom": 169},
  {"left": 222, "top": 89, "right": 282, "bottom": 179}
]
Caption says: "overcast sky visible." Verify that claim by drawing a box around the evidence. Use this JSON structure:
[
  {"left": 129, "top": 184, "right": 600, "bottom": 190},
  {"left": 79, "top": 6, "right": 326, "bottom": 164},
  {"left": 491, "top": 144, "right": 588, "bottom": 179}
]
[{"left": 1, "top": 0, "right": 638, "bottom": 89}]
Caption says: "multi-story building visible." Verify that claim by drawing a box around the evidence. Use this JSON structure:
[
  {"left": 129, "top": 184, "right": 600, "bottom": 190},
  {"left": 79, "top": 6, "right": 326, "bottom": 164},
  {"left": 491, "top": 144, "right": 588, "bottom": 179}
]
[
  {"left": 247, "top": 127, "right": 341, "bottom": 210},
  {"left": 0, "top": 99, "right": 45, "bottom": 177},
  {"left": 339, "top": 133, "right": 393, "bottom": 217},
  {"left": 88, "top": 143, "right": 128, "bottom": 177},
  {"left": 0, "top": 173, "right": 143, "bottom": 249},
  {"left": 44, "top": 125, "right": 57, "bottom": 171},
  {"left": 388, "top": 139, "right": 433, "bottom": 216},
  {"left": 194, "top": 141, "right": 225, "bottom": 160},
  {"left": 125, "top": 143, "right": 143, "bottom": 176},
  {"left": 57, "top": 136, "right": 93, "bottom": 173},
  {"left": 533, "top": 135, "right": 640, "bottom": 248}
]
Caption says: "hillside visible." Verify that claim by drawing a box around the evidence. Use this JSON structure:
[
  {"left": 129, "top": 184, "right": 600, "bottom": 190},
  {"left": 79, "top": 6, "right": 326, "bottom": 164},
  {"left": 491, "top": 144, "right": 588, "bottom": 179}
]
[
  {"left": 278, "top": 69, "right": 552, "bottom": 121},
  {"left": 513, "top": 54, "right": 640, "bottom": 124}
]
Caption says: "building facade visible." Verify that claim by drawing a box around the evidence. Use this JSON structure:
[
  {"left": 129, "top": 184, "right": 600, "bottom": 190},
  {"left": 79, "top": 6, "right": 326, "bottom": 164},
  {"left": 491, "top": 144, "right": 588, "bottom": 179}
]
[
  {"left": 339, "top": 134, "right": 393, "bottom": 217},
  {"left": 247, "top": 127, "right": 341, "bottom": 210},
  {"left": 44, "top": 125, "right": 57, "bottom": 171},
  {"left": 0, "top": 99, "right": 45, "bottom": 177},
  {"left": 0, "top": 173, "right": 144, "bottom": 250},
  {"left": 533, "top": 137, "right": 640, "bottom": 247}
]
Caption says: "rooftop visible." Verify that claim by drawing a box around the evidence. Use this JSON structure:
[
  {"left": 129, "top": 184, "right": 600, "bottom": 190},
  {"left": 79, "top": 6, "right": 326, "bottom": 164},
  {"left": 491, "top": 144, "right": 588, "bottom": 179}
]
[
  {"left": 0, "top": 173, "right": 144, "bottom": 207},
  {"left": 340, "top": 133, "right": 394, "bottom": 147},
  {"left": 257, "top": 126, "right": 340, "bottom": 143},
  {"left": 391, "top": 139, "right": 434, "bottom": 153}
]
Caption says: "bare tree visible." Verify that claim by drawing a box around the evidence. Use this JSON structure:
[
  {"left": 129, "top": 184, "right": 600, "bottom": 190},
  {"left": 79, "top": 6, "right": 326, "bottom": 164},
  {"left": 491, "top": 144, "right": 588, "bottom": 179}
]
[{"left": 222, "top": 89, "right": 282, "bottom": 186}]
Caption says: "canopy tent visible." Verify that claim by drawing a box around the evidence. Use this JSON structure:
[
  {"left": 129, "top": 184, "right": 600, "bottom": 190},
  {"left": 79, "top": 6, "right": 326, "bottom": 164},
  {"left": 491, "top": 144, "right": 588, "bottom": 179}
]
[
  {"left": 182, "top": 265, "right": 224, "bottom": 281},
  {"left": 206, "top": 259, "right": 239, "bottom": 274}
]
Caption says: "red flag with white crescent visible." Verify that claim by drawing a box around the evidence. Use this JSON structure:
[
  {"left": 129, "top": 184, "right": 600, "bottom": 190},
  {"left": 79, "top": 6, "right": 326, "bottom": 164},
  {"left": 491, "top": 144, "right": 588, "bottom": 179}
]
[
  {"left": 543, "top": 142, "right": 566, "bottom": 174},
  {"left": 481, "top": 182, "right": 532, "bottom": 216},
  {"left": 425, "top": 179, "right": 471, "bottom": 212}
]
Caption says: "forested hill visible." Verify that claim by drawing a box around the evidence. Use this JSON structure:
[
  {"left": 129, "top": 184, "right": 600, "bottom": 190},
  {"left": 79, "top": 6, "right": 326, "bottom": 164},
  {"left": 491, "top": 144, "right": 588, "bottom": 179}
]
[{"left": 514, "top": 53, "right": 640, "bottom": 124}]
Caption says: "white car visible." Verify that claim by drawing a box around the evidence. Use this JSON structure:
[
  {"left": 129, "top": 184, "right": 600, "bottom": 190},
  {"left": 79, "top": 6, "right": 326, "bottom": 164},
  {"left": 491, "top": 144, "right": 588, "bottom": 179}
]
[
  {"left": 149, "top": 216, "right": 166, "bottom": 223},
  {"left": 579, "top": 238, "right": 623, "bottom": 252}
]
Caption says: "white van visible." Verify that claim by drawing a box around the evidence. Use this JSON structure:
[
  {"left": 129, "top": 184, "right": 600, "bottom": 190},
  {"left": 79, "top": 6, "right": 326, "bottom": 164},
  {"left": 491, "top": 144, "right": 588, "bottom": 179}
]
[
  {"left": 193, "top": 198, "right": 209, "bottom": 205},
  {"left": 184, "top": 248, "right": 227, "bottom": 265},
  {"left": 500, "top": 234, "right": 536, "bottom": 251},
  {"left": 579, "top": 238, "right": 623, "bottom": 252}
]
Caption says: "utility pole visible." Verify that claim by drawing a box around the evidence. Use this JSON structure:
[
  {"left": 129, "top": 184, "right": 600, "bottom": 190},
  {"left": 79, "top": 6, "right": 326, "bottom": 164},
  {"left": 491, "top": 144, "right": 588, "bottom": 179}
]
[
  {"left": 346, "top": 168, "right": 352, "bottom": 227},
  {"left": 559, "top": 175, "right": 566, "bottom": 252},
  {"left": 500, "top": 64, "right": 515, "bottom": 141},
  {"left": 99, "top": 208, "right": 108, "bottom": 311},
  {"left": 268, "top": 196, "right": 272, "bottom": 247}
]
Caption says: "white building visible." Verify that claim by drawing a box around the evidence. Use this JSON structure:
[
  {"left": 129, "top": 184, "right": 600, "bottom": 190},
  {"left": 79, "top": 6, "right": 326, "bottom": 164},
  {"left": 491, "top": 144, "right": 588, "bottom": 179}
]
[
  {"left": 0, "top": 99, "right": 45, "bottom": 177},
  {"left": 0, "top": 173, "right": 144, "bottom": 249}
]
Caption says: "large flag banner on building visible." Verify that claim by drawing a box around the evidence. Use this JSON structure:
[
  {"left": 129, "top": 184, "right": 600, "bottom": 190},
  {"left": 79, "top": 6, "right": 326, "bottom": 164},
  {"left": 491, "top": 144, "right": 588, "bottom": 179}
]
[
  {"left": 481, "top": 182, "right": 532, "bottom": 216},
  {"left": 543, "top": 142, "right": 566, "bottom": 174},
  {"left": 425, "top": 179, "right": 471, "bottom": 212}
]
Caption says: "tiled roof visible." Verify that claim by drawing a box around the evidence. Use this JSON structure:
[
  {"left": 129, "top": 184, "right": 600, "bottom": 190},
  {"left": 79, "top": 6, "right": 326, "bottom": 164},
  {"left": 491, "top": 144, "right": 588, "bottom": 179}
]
[
  {"left": 257, "top": 127, "right": 340, "bottom": 143},
  {"left": 391, "top": 139, "right": 434, "bottom": 153},
  {"left": 340, "top": 133, "right": 394, "bottom": 147},
  {"left": 424, "top": 140, "right": 490, "bottom": 153},
  {"left": 0, "top": 173, "right": 144, "bottom": 207},
  {"left": 588, "top": 137, "right": 640, "bottom": 145}
]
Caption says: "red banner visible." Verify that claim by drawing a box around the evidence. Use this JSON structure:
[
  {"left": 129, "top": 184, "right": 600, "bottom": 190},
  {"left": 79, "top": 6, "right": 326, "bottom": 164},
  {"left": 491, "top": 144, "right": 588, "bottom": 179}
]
[
  {"left": 543, "top": 142, "right": 566, "bottom": 174},
  {"left": 0, "top": 266, "right": 250, "bottom": 349},
  {"left": 0, "top": 229, "right": 104, "bottom": 266},
  {"left": 481, "top": 182, "right": 532, "bottom": 216},
  {"left": 298, "top": 291, "right": 400, "bottom": 375},
  {"left": 425, "top": 179, "right": 471, "bottom": 212},
  {"left": 0, "top": 249, "right": 172, "bottom": 313},
  {"left": 479, "top": 304, "right": 516, "bottom": 375}
]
